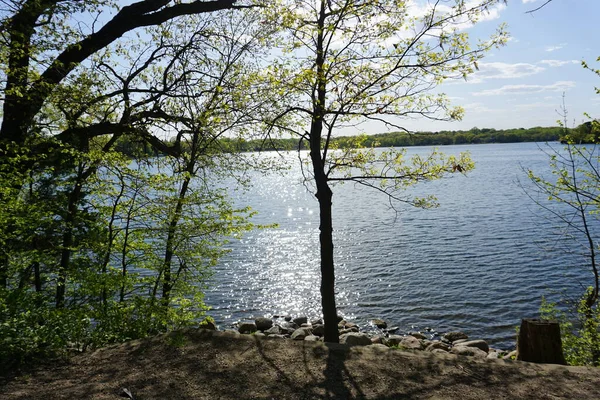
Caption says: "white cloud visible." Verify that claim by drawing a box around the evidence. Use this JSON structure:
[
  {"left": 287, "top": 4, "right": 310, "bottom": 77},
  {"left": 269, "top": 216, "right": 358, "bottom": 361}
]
[
  {"left": 462, "top": 102, "right": 496, "bottom": 113},
  {"left": 514, "top": 102, "right": 552, "bottom": 110},
  {"left": 545, "top": 43, "right": 567, "bottom": 52},
  {"left": 522, "top": 0, "right": 538, "bottom": 4},
  {"left": 467, "top": 62, "right": 544, "bottom": 83},
  {"left": 539, "top": 59, "right": 580, "bottom": 67},
  {"left": 473, "top": 81, "right": 577, "bottom": 96}
]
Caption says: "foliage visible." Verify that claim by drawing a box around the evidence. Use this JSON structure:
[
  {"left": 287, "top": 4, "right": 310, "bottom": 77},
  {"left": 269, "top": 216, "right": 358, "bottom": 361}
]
[
  {"left": 0, "top": 4, "right": 270, "bottom": 370},
  {"left": 540, "top": 292, "right": 600, "bottom": 366},
  {"left": 227, "top": 126, "right": 564, "bottom": 152}
]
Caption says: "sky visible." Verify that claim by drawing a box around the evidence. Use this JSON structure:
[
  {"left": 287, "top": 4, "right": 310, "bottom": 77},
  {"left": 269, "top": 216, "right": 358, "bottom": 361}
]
[{"left": 402, "top": 0, "right": 600, "bottom": 133}]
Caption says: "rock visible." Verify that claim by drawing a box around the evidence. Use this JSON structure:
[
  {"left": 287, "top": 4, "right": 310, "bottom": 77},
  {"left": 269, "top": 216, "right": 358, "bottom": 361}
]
[
  {"left": 431, "top": 348, "right": 449, "bottom": 355},
  {"left": 371, "top": 336, "right": 384, "bottom": 345},
  {"left": 238, "top": 322, "right": 257, "bottom": 334},
  {"left": 409, "top": 332, "right": 427, "bottom": 340},
  {"left": 311, "top": 318, "right": 323, "bottom": 325},
  {"left": 371, "top": 343, "right": 390, "bottom": 351},
  {"left": 372, "top": 319, "right": 387, "bottom": 329},
  {"left": 312, "top": 324, "right": 325, "bottom": 337},
  {"left": 400, "top": 336, "right": 424, "bottom": 350},
  {"left": 291, "top": 328, "right": 311, "bottom": 340},
  {"left": 253, "top": 332, "right": 266, "bottom": 338},
  {"left": 280, "top": 322, "right": 299, "bottom": 334},
  {"left": 455, "top": 339, "right": 489, "bottom": 353},
  {"left": 284, "top": 316, "right": 292, "bottom": 322},
  {"left": 198, "top": 320, "right": 217, "bottom": 330},
  {"left": 450, "top": 346, "right": 488, "bottom": 358},
  {"left": 487, "top": 351, "right": 501, "bottom": 359},
  {"left": 452, "top": 339, "right": 469, "bottom": 345},
  {"left": 385, "top": 326, "right": 400, "bottom": 333},
  {"left": 385, "top": 335, "right": 404, "bottom": 347},
  {"left": 266, "top": 334, "right": 287, "bottom": 339},
  {"left": 264, "top": 325, "right": 282, "bottom": 335},
  {"left": 292, "top": 316, "right": 308, "bottom": 326},
  {"left": 339, "top": 326, "right": 359, "bottom": 335},
  {"left": 338, "top": 320, "right": 347, "bottom": 329},
  {"left": 345, "top": 322, "right": 359, "bottom": 330},
  {"left": 443, "top": 331, "right": 469, "bottom": 342},
  {"left": 255, "top": 317, "right": 273, "bottom": 331},
  {"left": 339, "top": 332, "right": 372, "bottom": 346},
  {"left": 426, "top": 341, "right": 450, "bottom": 352},
  {"left": 300, "top": 323, "right": 312, "bottom": 328},
  {"left": 503, "top": 350, "right": 517, "bottom": 360},
  {"left": 336, "top": 315, "right": 345, "bottom": 323},
  {"left": 304, "top": 335, "right": 320, "bottom": 342}
]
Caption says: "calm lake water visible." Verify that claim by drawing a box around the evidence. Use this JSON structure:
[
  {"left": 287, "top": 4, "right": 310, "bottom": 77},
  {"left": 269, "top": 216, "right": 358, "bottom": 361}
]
[{"left": 204, "top": 142, "right": 598, "bottom": 349}]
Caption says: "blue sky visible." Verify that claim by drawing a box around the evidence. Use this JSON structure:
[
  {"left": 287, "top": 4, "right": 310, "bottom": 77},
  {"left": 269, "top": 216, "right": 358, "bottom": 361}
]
[{"left": 410, "top": 0, "right": 600, "bottom": 133}]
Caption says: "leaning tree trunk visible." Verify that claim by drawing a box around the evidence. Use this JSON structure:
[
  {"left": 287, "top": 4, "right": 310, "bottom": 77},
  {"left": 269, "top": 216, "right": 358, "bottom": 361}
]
[{"left": 517, "top": 318, "right": 566, "bottom": 364}]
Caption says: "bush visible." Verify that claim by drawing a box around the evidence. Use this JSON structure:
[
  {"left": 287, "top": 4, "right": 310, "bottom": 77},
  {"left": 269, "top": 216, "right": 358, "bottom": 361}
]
[{"left": 540, "top": 289, "right": 600, "bottom": 366}]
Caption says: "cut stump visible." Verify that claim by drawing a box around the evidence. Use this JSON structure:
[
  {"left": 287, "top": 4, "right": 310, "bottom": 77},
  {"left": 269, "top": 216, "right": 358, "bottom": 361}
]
[{"left": 517, "top": 318, "right": 566, "bottom": 365}]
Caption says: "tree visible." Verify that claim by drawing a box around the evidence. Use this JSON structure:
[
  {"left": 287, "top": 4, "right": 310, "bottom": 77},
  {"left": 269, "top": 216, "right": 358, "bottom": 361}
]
[
  {"left": 0, "top": 3, "right": 272, "bottom": 366},
  {"left": 0, "top": 0, "right": 256, "bottom": 294},
  {"left": 264, "top": 0, "right": 507, "bottom": 342},
  {"left": 529, "top": 59, "right": 600, "bottom": 365}
]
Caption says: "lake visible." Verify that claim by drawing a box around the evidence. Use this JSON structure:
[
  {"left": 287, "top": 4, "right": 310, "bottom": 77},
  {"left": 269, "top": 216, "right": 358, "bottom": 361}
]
[{"left": 204, "top": 142, "right": 598, "bottom": 349}]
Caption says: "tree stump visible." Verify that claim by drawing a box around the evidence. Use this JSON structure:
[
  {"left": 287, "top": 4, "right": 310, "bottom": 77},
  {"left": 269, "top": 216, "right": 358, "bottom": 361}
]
[{"left": 516, "top": 318, "right": 566, "bottom": 364}]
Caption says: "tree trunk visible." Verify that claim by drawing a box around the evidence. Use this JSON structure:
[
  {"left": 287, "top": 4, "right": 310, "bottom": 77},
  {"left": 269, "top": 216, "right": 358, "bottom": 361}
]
[
  {"left": 315, "top": 182, "right": 339, "bottom": 343},
  {"left": 517, "top": 318, "right": 566, "bottom": 364}
]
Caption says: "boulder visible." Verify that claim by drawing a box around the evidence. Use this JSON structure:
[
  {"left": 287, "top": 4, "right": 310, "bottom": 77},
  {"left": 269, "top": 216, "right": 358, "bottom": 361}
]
[
  {"left": 238, "top": 322, "right": 257, "bottom": 334},
  {"left": 385, "top": 335, "right": 405, "bottom": 347},
  {"left": 400, "top": 336, "right": 424, "bottom": 350},
  {"left": 264, "top": 325, "right": 282, "bottom": 335},
  {"left": 385, "top": 326, "right": 400, "bottom": 334},
  {"left": 198, "top": 320, "right": 217, "bottom": 330},
  {"left": 253, "top": 332, "right": 266, "bottom": 338},
  {"left": 293, "top": 316, "right": 308, "bottom": 326},
  {"left": 372, "top": 319, "right": 387, "bottom": 329},
  {"left": 255, "top": 317, "right": 273, "bottom": 331},
  {"left": 312, "top": 324, "right": 325, "bottom": 337},
  {"left": 339, "top": 332, "right": 372, "bottom": 346},
  {"left": 291, "top": 328, "right": 311, "bottom": 340},
  {"left": 371, "top": 336, "right": 384, "bottom": 345},
  {"left": 409, "top": 332, "right": 427, "bottom": 340},
  {"left": 455, "top": 339, "right": 489, "bottom": 353},
  {"left": 280, "top": 322, "right": 299, "bottom": 334},
  {"left": 224, "top": 329, "right": 240, "bottom": 335},
  {"left": 339, "top": 327, "right": 359, "bottom": 335},
  {"left": 450, "top": 346, "right": 488, "bottom": 358},
  {"left": 503, "top": 350, "right": 517, "bottom": 360},
  {"left": 487, "top": 351, "right": 501, "bottom": 359},
  {"left": 304, "top": 335, "right": 320, "bottom": 342},
  {"left": 426, "top": 341, "right": 450, "bottom": 352},
  {"left": 345, "top": 322, "right": 359, "bottom": 330},
  {"left": 371, "top": 343, "right": 390, "bottom": 351},
  {"left": 452, "top": 339, "right": 469, "bottom": 345},
  {"left": 311, "top": 318, "right": 323, "bottom": 325},
  {"left": 266, "top": 334, "right": 287, "bottom": 340},
  {"left": 284, "top": 316, "right": 292, "bottom": 322},
  {"left": 431, "top": 348, "right": 449, "bottom": 355},
  {"left": 443, "top": 331, "right": 468, "bottom": 342}
]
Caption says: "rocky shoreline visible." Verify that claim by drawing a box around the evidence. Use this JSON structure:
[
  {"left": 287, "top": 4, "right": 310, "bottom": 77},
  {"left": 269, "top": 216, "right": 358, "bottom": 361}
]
[{"left": 201, "top": 315, "right": 517, "bottom": 360}]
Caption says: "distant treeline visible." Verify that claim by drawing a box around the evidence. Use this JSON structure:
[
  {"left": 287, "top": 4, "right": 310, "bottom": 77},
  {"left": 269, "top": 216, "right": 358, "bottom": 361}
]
[
  {"left": 220, "top": 126, "right": 565, "bottom": 152},
  {"left": 114, "top": 124, "right": 598, "bottom": 156}
]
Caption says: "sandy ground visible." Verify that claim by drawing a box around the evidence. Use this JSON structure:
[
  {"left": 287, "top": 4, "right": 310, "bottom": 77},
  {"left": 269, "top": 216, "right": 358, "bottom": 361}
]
[{"left": 1, "top": 328, "right": 599, "bottom": 399}]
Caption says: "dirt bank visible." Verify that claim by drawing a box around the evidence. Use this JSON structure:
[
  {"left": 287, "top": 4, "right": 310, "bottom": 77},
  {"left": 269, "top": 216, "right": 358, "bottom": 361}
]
[{"left": 1, "top": 329, "right": 599, "bottom": 399}]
